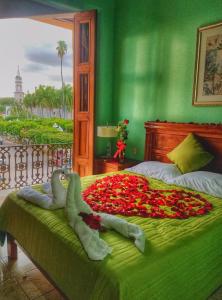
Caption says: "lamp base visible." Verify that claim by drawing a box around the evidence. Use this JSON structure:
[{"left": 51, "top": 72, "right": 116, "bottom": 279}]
[
  {"left": 118, "top": 156, "right": 125, "bottom": 164},
  {"left": 106, "top": 140, "right": 112, "bottom": 158}
]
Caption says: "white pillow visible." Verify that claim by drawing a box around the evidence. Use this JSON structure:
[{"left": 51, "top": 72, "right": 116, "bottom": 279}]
[
  {"left": 168, "top": 171, "right": 222, "bottom": 198},
  {"left": 126, "top": 161, "right": 181, "bottom": 181}
]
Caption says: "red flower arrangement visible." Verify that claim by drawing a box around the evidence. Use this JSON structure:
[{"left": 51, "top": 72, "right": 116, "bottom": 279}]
[
  {"left": 82, "top": 174, "right": 213, "bottom": 219},
  {"left": 79, "top": 212, "right": 103, "bottom": 231},
  {"left": 113, "top": 119, "right": 129, "bottom": 162}
]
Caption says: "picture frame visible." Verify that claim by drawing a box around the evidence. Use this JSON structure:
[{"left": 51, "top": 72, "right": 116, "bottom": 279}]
[{"left": 193, "top": 21, "right": 222, "bottom": 106}]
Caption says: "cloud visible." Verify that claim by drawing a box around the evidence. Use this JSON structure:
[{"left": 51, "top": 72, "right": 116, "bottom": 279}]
[
  {"left": 25, "top": 46, "right": 72, "bottom": 68},
  {"left": 48, "top": 74, "right": 73, "bottom": 83},
  {"left": 22, "top": 63, "right": 48, "bottom": 72}
]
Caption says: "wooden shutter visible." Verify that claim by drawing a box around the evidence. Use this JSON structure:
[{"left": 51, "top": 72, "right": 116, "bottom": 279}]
[{"left": 73, "top": 10, "right": 96, "bottom": 176}]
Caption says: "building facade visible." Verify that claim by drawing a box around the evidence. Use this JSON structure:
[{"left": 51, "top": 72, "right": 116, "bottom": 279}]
[{"left": 14, "top": 66, "right": 24, "bottom": 102}]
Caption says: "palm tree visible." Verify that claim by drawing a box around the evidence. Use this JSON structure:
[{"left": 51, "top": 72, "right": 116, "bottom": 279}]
[
  {"left": 63, "top": 84, "right": 73, "bottom": 114},
  {"left": 23, "top": 92, "right": 37, "bottom": 115},
  {"left": 56, "top": 40, "right": 68, "bottom": 118}
]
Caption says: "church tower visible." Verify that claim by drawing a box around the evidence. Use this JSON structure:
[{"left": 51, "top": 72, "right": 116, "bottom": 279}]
[{"left": 14, "top": 66, "right": 24, "bottom": 102}]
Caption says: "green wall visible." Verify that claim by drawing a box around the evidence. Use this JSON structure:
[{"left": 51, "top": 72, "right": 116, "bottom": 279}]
[
  {"left": 83, "top": 0, "right": 116, "bottom": 155},
  {"left": 78, "top": 0, "right": 115, "bottom": 155},
  {"left": 113, "top": 0, "right": 222, "bottom": 160},
  {"left": 19, "top": 0, "right": 222, "bottom": 159}
]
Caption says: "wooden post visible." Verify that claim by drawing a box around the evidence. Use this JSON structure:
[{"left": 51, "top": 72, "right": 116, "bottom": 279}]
[{"left": 7, "top": 233, "right": 18, "bottom": 260}]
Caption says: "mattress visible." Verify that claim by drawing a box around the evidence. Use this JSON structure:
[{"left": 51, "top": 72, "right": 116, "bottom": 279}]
[{"left": 0, "top": 171, "right": 222, "bottom": 300}]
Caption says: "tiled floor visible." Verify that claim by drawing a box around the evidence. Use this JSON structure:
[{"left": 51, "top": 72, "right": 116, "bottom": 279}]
[
  {"left": 0, "top": 192, "right": 65, "bottom": 299},
  {"left": 0, "top": 243, "right": 65, "bottom": 299},
  {"left": 0, "top": 195, "right": 222, "bottom": 300}
]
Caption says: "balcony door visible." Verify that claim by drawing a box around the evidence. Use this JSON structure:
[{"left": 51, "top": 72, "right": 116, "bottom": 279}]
[
  {"left": 73, "top": 10, "right": 96, "bottom": 176},
  {"left": 0, "top": 7, "right": 96, "bottom": 177},
  {"left": 12, "top": 10, "right": 96, "bottom": 177}
]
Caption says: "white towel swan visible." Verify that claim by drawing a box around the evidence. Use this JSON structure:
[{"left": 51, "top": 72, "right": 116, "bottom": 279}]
[
  {"left": 65, "top": 172, "right": 112, "bottom": 260},
  {"left": 18, "top": 169, "right": 145, "bottom": 260},
  {"left": 65, "top": 172, "right": 145, "bottom": 260},
  {"left": 17, "top": 168, "right": 68, "bottom": 209}
]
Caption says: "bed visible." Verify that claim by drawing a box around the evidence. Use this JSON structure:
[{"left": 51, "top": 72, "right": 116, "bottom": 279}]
[{"left": 1, "top": 121, "right": 222, "bottom": 300}]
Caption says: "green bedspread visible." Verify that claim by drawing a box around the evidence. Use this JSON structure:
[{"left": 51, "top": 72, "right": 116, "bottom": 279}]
[{"left": 0, "top": 171, "right": 222, "bottom": 300}]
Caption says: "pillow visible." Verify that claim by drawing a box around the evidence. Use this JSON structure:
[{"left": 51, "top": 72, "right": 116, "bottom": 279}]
[
  {"left": 126, "top": 161, "right": 181, "bottom": 182},
  {"left": 167, "top": 133, "right": 213, "bottom": 174},
  {"left": 168, "top": 171, "right": 222, "bottom": 198}
]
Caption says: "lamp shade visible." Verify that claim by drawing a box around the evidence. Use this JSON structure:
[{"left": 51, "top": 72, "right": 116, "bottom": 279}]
[{"left": 97, "top": 126, "right": 117, "bottom": 138}]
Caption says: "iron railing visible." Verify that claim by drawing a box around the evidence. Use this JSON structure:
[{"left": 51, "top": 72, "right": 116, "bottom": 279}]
[{"left": 0, "top": 143, "right": 72, "bottom": 190}]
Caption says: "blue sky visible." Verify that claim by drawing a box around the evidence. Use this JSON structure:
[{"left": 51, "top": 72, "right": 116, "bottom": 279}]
[{"left": 0, "top": 18, "right": 72, "bottom": 98}]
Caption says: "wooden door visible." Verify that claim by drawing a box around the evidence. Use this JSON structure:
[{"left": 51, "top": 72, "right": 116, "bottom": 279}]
[{"left": 73, "top": 10, "right": 96, "bottom": 176}]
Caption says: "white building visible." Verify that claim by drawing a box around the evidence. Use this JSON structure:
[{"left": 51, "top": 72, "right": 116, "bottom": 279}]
[{"left": 14, "top": 66, "right": 24, "bottom": 102}]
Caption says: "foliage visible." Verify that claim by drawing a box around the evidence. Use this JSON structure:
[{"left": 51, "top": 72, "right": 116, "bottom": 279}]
[
  {"left": 115, "top": 119, "right": 129, "bottom": 142},
  {"left": 0, "top": 97, "right": 15, "bottom": 113},
  {"left": 0, "top": 118, "right": 73, "bottom": 144},
  {"left": 0, "top": 105, "right": 5, "bottom": 113},
  {"left": 56, "top": 40, "right": 68, "bottom": 59},
  {"left": 113, "top": 119, "right": 129, "bottom": 161},
  {"left": 22, "top": 84, "right": 73, "bottom": 117},
  {"left": 10, "top": 102, "right": 33, "bottom": 119},
  {"left": 0, "top": 97, "right": 15, "bottom": 105},
  {"left": 56, "top": 40, "right": 68, "bottom": 118}
]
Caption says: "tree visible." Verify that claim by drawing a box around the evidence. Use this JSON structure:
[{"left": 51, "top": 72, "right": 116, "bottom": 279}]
[
  {"left": 56, "top": 40, "right": 68, "bottom": 118},
  {"left": 10, "top": 102, "right": 30, "bottom": 118},
  {"left": 63, "top": 84, "right": 73, "bottom": 114},
  {"left": 22, "top": 85, "right": 73, "bottom": 119},
  {"left": 23, "top": 93, "right": 37, "bottom": 115},
  {"left": 0, "top": 97, "right": 15, "bottom": 114},
  {"left": 0, "top": 97, "right": 15, "bottom": 106}
]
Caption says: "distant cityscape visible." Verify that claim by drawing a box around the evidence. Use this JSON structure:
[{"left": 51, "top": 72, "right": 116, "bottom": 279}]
[{"left": 1, "top": 66, "right": 73, "bottom": 120}]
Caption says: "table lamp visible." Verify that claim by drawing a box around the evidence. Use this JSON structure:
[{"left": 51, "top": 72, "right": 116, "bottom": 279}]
[{"left": 97, "top": 126, "right": 117, "bottom": 158}]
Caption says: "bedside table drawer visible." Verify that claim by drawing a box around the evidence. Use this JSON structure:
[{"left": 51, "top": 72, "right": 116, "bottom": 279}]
[
  {"left": 94, "top": 162, "right": 118, "bottom": 174},
  {"left": 94, "top": 158, "right": 140, "bottom": 174}
]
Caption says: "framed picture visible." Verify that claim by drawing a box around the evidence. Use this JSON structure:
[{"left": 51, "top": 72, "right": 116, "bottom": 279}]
[{"left": 193, "top": 21, "right": 222, "bottom": 106}]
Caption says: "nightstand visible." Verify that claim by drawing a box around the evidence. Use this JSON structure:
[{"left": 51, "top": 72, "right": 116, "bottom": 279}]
[{"left": 94, "top": 158, "right": 140, "bottom": 174}]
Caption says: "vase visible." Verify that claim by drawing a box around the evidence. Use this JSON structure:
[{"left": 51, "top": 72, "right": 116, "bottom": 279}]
[{"left": 118, "top": 151, "right": 125, "bottom": 163}]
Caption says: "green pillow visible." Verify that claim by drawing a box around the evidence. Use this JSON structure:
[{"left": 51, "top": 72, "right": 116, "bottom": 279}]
[{"left": 167, "top": 133, "right": 213, "bottom": 174}]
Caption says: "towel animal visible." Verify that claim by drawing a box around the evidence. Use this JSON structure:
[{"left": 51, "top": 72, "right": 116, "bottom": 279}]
[
  {"left": 65, "top": 172, "right": 145, "bottom": 260},
  {"left": 17, "top": 169, "right": 145, "bottom": 260},
  {"left": 17, "top": 168, "right": 68, "bottom": 209}
]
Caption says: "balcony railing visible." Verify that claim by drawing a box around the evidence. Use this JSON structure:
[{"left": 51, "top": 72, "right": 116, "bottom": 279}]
[{"left": 0, "top": 143, "right": 72, "bottom": 190}]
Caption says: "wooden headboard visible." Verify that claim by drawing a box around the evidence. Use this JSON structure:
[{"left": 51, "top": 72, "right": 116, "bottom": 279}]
[{"left": 144, "top": 121, "right": 222, "bottom": 174}]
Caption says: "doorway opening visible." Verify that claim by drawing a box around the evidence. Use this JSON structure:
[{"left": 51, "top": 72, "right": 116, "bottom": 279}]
[{"left": 0, "top": 10, "right": 96, "bottom": 191}]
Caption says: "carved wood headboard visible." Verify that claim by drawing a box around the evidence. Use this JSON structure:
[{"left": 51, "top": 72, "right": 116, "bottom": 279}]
[{"left": 144, "top": 121, "right": 222, "bottom": 174}]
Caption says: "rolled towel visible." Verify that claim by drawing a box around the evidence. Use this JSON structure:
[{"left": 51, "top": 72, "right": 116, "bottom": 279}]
[
  {"left": 66, "top": 172, "right": 92, "bottom": 226},
  {"left": 99, "top": 213, "right": 145, "bottom": 253},
  {"left": 17, "top": 187, "right": 53, "bottom": 209},
  {"left": 65, "top": 172, "right": 112, "bottom": 260},
  {"left": 42, "top": 182, "right": 52, "bottom": 196},
  {"left": 51, "top": 168, "right": 68, "bottom": 208},
  {"left": 18, "top": 168, "right": 69, "bottom": 210},
  {"left": 74, "top": 215, "right": 112, "bottom": 260}
]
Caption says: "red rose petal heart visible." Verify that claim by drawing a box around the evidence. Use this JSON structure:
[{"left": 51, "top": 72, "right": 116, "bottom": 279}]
[{"left": 82, "top": 174, "right": 213, "bottom": 219}]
